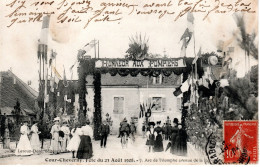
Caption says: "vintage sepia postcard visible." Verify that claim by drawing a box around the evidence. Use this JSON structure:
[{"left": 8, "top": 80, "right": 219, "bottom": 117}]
[{"left": 0, "top": 0, "right": 258, "bottom": 165}]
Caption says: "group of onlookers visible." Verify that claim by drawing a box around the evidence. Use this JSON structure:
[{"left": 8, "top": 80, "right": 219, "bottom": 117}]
[{"left": 144, "top": 118, "right": 188, "bottom": 156}]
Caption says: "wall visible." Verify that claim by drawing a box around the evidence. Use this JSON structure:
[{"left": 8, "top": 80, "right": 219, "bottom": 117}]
[{"left": 86, "top": 86, "right": 182, "bottom": 135}]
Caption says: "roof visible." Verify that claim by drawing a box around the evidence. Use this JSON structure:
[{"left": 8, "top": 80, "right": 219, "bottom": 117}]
[
  {"left": 0, "top": 70, "right": 38, "bottom": 114},
  {"left": 86, "top": 73, "right": 182, "bottom": 87}
]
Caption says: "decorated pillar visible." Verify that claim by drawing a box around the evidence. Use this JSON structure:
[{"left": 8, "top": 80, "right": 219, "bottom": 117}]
[{"left": 93, "top": 70, "right": 102, "bottom": 140}]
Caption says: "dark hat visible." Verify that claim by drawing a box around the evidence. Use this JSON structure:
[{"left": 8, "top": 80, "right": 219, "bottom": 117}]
[
  {"left": 148, "top": 122, "right": 155, "bottom": 126},
  {"left": 33, "top": 121, "right": 38, "bottom": 124},
  {"left": 157, "top": 121, "right": 161, "bottom": 124},
  {"left": 173, "top": 118, "right": 179, "bottom": 124}
]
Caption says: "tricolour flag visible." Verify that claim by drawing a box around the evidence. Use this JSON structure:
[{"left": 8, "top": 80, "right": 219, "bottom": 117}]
[
  {"left": 39, "top": 15, "right": 50, "bottom": 64},
  {"left": 180, "top": 28, "right": 192, "bottom": 47},
  {"left": 40, "top": 15, "right": 50, "bottom": 45},
  {"left": 173, "top": 75, "right": 191, "bottom": 96}
]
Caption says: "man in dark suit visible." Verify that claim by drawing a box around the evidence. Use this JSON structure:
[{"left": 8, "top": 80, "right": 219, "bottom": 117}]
[{"left": 99, "top": 120, "right": 110, "bottom": 148}]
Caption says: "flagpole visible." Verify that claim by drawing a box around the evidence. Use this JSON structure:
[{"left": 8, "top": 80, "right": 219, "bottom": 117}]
[
  {"left": 98, "top": 40, "right": 99, "bottom": 59},
  {"left": 94, "top": 39, "right": 96, "bottom": 59}
]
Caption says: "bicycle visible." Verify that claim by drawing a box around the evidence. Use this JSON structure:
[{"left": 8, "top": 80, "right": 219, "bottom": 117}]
[
  {"left": 121, "top": 132, "right": 128, "bottom": 149},
  {"left": 130, "top": 132, "right": 135, "bottom": 143}
]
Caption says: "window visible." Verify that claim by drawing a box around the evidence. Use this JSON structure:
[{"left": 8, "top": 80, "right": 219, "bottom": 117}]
[
  {"left": 113, "top": 97, "right": 124, "bottom": 114},
  {"left": 153, "top": 75, "right": 162, "bottom": 84},
  {"left": 177, "top": 97, "right": 182, "bottom": 110},
  {"left": 151, "top": 97, "right": 166, "bottom": 112}
]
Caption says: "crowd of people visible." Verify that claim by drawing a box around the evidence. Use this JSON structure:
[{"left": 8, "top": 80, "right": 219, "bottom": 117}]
[
  {"left": 13, "top": 116, "right": 188, "bottom": 159},
  {"left": 144, "top": 118, "right": 188, "bottom": 156}
]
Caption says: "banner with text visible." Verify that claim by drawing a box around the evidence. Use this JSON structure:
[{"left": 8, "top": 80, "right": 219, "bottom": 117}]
[{"left": 95, "top": 59, "right": 186, "bottom": 68}]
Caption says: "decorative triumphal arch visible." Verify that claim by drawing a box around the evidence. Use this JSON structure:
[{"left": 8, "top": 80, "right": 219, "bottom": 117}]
[{"left": 77, "top": 57, "right": 205, "bottom": 139}]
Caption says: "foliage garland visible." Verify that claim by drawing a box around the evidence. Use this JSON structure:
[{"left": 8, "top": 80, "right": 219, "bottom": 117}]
[{"left": 93, "top": 70, "right": 102, "bottom": 140}]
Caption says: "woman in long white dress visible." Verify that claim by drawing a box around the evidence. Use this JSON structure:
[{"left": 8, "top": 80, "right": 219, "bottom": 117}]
[
  {"left": 15, "top": 121, "right": 33, "bottom": 156},
  {"left": 67, "top": 124, "right": 82, "bottom": 158},
  {"left": 30, "top": 121, "right": 41, "bottom": 154},
  {"left": 50, "top": 117, "right": 61, "bottom": 154}
]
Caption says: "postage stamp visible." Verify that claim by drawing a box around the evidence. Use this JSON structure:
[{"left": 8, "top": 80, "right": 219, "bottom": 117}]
[{"left": 224, "top": 120, "right": 258, "bottom": 164}]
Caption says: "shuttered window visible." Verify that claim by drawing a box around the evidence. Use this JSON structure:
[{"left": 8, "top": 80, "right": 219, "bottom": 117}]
[
  {"left": 113, "top": 97, "right": 124, "bottom": 114},
  {"left": 151, "top": 97, "right": 166, "bottom": 112}
]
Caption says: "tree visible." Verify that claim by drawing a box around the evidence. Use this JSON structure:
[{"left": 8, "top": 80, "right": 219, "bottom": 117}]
[
  {"left": 233, "top": 14, "right": 258, "bottom": 60},
  {"left": 125, "top": 33, "right": 149, "bottom": 60},
  {"left": 14, "top": 99, "right": 21, "bottom": 125}
]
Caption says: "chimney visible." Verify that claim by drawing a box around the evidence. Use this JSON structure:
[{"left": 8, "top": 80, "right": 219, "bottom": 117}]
[{"left": 13, "top": 76, "right": 16, "bottom": 84}]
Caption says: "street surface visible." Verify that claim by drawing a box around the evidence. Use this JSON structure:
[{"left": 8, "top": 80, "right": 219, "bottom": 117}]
[{"left": 0, "top": 136, "right": 206, "bottom": 165}]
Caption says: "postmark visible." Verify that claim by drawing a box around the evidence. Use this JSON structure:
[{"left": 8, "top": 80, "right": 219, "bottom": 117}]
[{"left": 223, "top": 120, "right": 258, "bottom": 164}]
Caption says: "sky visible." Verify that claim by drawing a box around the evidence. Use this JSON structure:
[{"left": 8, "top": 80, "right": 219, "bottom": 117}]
[{"left": 0, "top": 0, "right": 258, "bottom": 91}]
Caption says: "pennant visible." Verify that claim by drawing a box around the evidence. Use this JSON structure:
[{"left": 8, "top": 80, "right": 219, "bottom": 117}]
[
  {"left": 52, "top": 66, "right": 62, "bottom": 79},
  {"left": 192, "top": 47, "right": 201, "bottom": 64}
]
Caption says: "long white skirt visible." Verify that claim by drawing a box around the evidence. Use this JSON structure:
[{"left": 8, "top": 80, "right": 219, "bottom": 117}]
[
  {"left": 67, "top": 135, "right": 81, "bottom": 151},
  {"left": 30, "top": 133, "right": 41, "bottom": 152},
  {"left": 15, "top": 134, "right": 33, "bottom": 156}
]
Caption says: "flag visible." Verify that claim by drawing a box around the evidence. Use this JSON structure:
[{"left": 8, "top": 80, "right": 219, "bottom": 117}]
[
  {"left": 187, "top": 12, "right": 194, "bottom": 33},
  {"left": 63, "top": 66, "right": 68, "bottom": 87},
  {"left": 39, "top": 15, "right": 50, "bottom": 64},
  {"left": 173, "top": 87, "right": 182, "bottom": 96},
  {"left": 180, "top": 28, "right": 192, "bottom": 46},
  {"left": 192, "top": 47, "right": 201, "bottom": 64},
  {"left": 173, "top": 76, "right": 191, "bottom": 96},
  {"left": 82, "top": 40, "right": 96, "bottom": 53},
  {"left": 180, "top": 77, "right": 191, "bottom": 92},
  {"left": 49, "top": 49, "right": 57, "bottom": 67},
  {"left": 187, "top": 12, "right": 194, "bottom": 24},
  {"left": 40, "top": 15, "right": 50, "bottom": 45},
  {"left": 52, "top": 66, "right": 62, "bottom": 80}
]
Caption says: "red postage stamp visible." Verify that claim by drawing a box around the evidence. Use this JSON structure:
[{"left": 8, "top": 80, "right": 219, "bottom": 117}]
[{"left": 224, "top": 120, "right": 258, "bottom": 164}]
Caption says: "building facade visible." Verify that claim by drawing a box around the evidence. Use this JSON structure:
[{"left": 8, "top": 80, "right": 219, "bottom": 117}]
[{"left": 83, "top": 73, "right": 183, "bottom": 134}]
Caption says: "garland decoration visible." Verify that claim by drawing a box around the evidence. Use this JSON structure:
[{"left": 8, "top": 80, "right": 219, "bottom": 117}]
[{"left": 93, "top": 70, "right": 102, "bottom": 140}]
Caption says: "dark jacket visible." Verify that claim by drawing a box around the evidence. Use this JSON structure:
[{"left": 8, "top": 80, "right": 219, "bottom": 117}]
[{"left": 99, "top": 124, "right": 110, "bottom": 135}]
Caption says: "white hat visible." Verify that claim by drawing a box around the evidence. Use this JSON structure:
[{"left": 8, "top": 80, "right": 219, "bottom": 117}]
[{"left": 54, "top": 117, "right": 60, "bottom": 122}]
